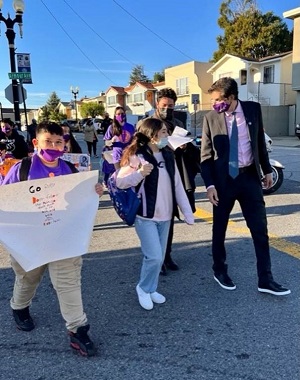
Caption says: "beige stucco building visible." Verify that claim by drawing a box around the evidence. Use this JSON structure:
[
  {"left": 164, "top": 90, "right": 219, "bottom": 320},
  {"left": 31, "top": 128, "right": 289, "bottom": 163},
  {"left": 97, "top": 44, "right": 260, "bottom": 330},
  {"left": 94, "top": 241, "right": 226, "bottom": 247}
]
[{"left": 284, "top": 7, "right": 300, "bottom": 127}]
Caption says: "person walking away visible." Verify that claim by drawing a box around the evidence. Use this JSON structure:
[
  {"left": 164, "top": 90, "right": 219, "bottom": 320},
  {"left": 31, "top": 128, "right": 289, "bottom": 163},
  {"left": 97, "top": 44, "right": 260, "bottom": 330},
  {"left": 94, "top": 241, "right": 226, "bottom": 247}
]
[
  {"left": 2, "top": 121, "right": 104, "bottom": 356},
  {"left": 84, "top": 119, "right": 98, "bottom": 157},
  {"left": 200, "top": 77, "right": 290, "bottom": 296},
  {"left": 103, "top": 106, "right": 135, "bottom": 170},
  {"left": 27, "top": 118, "right": 37, "bottom": 152},
  {"left": 116, "top": 118, "right": 194, "bottom": 310}
]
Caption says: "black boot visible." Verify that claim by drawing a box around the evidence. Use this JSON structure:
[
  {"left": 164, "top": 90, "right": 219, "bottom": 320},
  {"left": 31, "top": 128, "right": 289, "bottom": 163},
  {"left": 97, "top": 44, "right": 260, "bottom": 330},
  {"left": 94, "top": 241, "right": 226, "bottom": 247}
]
[{"left": 165, "top": 257, "right": 179, "bottom": 271}]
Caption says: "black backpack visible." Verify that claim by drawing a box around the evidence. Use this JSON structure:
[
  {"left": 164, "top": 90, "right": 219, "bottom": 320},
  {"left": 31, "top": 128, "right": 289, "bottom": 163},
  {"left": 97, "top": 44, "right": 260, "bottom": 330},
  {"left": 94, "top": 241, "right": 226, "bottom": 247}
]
[{"left": 19, "top": 156, "right": 78, "bottom": 181}]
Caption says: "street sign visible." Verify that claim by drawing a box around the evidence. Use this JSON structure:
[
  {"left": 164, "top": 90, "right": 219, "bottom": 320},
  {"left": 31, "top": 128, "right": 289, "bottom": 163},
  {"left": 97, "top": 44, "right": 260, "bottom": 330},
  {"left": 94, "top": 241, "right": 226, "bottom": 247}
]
[
  {"left": 16, "top": 53, "right": 32, "bottom": 84},
  {"left": 8, "top": 72, "right": 32, "bottom": 80},
  {"left": 5, "top": 84, "right": 27, "bottom": 105}
]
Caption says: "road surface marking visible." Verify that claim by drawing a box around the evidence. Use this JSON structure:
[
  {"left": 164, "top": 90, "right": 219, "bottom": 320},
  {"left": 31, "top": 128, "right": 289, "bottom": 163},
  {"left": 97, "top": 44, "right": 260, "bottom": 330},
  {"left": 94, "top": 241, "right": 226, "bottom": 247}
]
[{"left": 194, "top": 207, "right": 300, "bottom": 259}]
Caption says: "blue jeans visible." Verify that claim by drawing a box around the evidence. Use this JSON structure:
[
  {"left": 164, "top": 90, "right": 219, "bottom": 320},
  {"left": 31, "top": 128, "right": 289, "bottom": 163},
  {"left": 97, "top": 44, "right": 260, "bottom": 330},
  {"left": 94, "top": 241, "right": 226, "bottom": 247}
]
[{"left": 135, "top": 217, "right": 171, "bottom": 293}]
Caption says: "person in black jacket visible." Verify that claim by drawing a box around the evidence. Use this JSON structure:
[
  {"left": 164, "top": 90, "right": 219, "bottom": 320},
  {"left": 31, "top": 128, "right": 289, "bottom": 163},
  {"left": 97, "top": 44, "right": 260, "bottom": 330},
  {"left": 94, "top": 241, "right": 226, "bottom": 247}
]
[{"left": 0, "top": 118, "right": 28, "bottom": 159}]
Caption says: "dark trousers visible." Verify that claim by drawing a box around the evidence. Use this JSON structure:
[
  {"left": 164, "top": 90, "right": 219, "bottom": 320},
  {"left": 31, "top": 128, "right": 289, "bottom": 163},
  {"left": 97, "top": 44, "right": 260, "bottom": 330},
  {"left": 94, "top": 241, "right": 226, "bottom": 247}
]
[
  {"left": 212, "top": 169, "right": 273, "bottom": 283},
  {"left": 86, "top": 140, "right": 97, "bottom": 156},
  {"left": 165, "top": 216, "right": 174, "bottom": 263}
]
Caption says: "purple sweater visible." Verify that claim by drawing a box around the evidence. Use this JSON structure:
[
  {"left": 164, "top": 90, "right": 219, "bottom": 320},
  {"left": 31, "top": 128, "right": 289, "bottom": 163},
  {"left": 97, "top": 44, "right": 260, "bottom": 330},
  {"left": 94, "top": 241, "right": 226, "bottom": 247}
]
[
  {"left": 2, "top": 155, "right": 73, "bottom": 184},
  {"left": 103, "top": 123, "right": 135, "bottom": 163}
]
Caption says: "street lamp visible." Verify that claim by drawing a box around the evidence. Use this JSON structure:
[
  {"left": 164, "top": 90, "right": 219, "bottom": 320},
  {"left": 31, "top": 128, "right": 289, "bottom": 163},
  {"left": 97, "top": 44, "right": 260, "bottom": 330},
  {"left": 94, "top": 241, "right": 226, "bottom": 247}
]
[
  {"left": 0, "top": 0, "right": 25, "bottom": 125},
  {"left": 70, "top": 86, "right": 79, "bottom": 122}
]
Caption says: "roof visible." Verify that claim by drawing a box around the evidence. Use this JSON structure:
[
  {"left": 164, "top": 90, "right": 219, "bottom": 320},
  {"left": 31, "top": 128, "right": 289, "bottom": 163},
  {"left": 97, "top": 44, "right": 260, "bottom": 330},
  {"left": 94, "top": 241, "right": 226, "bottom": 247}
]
[{"left": 208, "top": 51, "right": 293, "bottom": 73}]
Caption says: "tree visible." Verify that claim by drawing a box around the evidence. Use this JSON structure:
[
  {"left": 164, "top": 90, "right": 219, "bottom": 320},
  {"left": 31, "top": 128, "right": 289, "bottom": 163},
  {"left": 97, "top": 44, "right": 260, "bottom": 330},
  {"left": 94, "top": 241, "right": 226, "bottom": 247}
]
[
  {"left": 129, "top": 65, "right": 150, "bottom": 85},
  {"left": 153, "top": 71, "right": 165, "bottom": 83},
  {"left": 80, "top": 102, "right": 104, "bottom": 118},
  {"left": 212, "top": 0, "right": 293, "bottom": 62},
  {"left": 46, "top": 92, "right": 61, "bottom": 111},
  {"left": 39, "top": 105, "right": 50, "bottom": 122}
]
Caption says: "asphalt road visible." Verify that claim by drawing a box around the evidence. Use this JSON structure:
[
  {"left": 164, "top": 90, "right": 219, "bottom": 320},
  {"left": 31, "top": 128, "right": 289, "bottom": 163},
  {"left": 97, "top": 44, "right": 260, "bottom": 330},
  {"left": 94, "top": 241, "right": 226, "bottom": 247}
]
[{"left": 0, "top": 134, "right": 299, "bottom": 380}]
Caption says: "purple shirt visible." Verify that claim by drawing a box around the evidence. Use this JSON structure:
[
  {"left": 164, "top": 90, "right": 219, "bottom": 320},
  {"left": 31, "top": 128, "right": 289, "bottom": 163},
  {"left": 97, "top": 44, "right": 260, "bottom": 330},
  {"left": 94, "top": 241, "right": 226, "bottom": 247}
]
[
  {"left": 2, "top": 155, "right": 73, "bottom": 185},
  {"left": 103, "top": 122, "right": 135, "bottom": 163}
]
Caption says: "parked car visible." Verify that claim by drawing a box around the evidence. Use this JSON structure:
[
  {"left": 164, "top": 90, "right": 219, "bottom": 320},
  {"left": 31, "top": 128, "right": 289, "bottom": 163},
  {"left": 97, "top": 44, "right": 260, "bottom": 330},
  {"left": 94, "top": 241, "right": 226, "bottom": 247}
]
[
  {"left": 61, "top": 119, "right": 79, "bottom": 132},
  {"left": 295, "top": 123, "right": 300, "bottom": 139}
]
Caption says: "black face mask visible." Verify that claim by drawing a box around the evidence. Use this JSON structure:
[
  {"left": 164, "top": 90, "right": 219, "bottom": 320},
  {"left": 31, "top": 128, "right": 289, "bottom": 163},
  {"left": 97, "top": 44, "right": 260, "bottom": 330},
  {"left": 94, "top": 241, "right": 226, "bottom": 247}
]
[{"left": 159, "top": 108, "right": 174, "bottom": 121}]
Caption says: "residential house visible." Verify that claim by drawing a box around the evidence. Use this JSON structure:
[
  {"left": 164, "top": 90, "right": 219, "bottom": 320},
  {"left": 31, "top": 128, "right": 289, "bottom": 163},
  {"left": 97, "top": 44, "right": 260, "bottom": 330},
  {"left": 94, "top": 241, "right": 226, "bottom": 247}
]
[
  {"left": 164, "top": 61, "right": 214, "bottom": 111},
  {"left": 79, "top": 92, "right": 106, "bottom": 119},
  {"left": 105, "top": 82, "right": 166, "bottom": 117},
  {"left": 284, "top": 7, "right": 300, "bottom": 131},
  {"left": 207, "top": 52, "right": 295, "bottom": 106}
]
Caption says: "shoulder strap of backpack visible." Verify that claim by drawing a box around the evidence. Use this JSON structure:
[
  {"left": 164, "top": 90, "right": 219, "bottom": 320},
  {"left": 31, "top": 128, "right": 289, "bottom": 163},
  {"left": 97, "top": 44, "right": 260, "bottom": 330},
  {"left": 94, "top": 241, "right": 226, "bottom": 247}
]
[
  {"left": 63, "top": 159, "right": 79, "bottom": 173},
  {"left": 19, "top": 156, "right": 32, "bottom": 181}
]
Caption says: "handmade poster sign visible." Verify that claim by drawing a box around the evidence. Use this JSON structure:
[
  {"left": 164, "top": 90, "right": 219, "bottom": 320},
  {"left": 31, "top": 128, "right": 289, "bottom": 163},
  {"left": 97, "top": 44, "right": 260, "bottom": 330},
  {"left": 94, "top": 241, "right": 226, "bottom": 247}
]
[{"left": 0, "top": 170, "right": 99, "bottom": 271}]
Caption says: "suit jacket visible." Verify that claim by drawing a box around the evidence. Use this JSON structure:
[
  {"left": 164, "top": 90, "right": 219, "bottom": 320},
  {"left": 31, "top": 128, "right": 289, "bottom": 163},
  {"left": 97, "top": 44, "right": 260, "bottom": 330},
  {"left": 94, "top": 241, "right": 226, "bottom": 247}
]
[{"left": 200, "top": 100, "right": 272, "bottom": 191}]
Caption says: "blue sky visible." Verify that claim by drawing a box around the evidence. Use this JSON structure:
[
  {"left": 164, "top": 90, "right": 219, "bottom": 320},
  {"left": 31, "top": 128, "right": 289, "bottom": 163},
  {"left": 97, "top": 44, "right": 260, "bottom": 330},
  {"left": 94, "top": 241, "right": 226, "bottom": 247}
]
[{"left": 0, "top": 0, "right": 299, "bottom": 109}]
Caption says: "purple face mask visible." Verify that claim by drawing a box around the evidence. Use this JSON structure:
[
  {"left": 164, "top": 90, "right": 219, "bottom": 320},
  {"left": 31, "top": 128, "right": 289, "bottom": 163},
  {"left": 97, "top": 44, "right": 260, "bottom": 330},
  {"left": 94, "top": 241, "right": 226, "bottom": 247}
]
[
  {"left": 63, "top": 134, "right": 71, "bottom": 142},
  {"left": 39, "top": 149, "right": 64, "bottom": 162},
  {"left": 2, "top": 126, "right": 11, "bottom": 133},
  {"left": 213, "top": 101, "right": 230, "bottom": 113},
  {"left": 115, "top": 114, "right": 126, "bottom": 123}
]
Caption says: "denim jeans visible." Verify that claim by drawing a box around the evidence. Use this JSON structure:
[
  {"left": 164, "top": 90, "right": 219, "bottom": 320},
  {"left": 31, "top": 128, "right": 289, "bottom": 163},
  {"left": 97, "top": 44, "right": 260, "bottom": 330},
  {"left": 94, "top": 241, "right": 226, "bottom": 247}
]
[{"left": 135, "top": 217, "right": 171, "bottom": 293}]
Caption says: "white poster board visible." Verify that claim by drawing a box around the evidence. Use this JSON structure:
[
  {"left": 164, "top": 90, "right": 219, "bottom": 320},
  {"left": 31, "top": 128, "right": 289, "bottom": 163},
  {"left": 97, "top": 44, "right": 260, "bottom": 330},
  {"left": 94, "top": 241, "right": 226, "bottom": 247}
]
[{"left": 0, "top": 171, "right": 99, "bottom": 271}]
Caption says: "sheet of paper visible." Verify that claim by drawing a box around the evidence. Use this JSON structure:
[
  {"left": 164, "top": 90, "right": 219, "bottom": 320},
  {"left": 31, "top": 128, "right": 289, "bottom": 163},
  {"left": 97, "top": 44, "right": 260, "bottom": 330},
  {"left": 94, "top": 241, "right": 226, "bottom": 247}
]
[
  {"left": 167, "top": 135, "right": 193, "bottom": 150},
  {"left": 0, "top": 171, "right": 99, "bottom": 271}
]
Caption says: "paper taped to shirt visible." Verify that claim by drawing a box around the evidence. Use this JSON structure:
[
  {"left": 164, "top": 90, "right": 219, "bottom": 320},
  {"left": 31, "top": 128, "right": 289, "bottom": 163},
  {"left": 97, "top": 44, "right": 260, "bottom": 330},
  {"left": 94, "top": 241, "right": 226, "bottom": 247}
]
[{"left": 0, "top": 170, "right": 99, "bottom": 271}]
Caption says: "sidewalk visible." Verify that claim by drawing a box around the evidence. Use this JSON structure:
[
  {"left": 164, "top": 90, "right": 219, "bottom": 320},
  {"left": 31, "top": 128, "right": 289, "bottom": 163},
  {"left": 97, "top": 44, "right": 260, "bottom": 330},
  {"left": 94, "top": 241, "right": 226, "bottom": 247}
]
[{"left": 271, "top": 136, "right": 300, "bottom": 147}]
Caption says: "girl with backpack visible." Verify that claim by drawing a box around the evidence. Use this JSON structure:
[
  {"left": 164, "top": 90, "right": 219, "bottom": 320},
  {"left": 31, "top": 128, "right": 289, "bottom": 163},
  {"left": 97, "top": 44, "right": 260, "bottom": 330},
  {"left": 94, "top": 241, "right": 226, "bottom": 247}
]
[{"left": 116, "top": 118, "right": 194, "bottom": 311}]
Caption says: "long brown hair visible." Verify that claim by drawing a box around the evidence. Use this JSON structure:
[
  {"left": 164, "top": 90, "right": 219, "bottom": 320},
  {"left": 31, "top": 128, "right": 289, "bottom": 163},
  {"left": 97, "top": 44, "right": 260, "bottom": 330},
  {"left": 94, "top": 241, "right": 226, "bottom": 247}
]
[
  {"left": 111, "top": 106, "right": 125, "bottom": 136},
  {"left": 120, "top": 118, "right": 163, "bottom": 166}
]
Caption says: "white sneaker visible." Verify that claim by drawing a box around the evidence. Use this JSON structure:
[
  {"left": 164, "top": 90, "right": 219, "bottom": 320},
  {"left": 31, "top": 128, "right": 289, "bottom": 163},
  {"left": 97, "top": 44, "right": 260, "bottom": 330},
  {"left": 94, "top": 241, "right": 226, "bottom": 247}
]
[
  {"left": 136, "top": 285, "right": 153, "bottom": 310},
  {"left": 150, "top": 292, "right": 166, "bottom": 304}
]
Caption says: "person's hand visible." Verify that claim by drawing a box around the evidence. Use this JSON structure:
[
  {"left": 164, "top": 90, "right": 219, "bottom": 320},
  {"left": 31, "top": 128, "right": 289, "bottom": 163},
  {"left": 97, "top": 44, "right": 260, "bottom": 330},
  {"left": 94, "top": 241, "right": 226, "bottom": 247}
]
[
  {"left": 263, "top": 173, "right": 273, "bottom": 189},
  {"left": 207, "top": 187, "right": 219, "bottom": 206},
  {"left": 111, "top": 136, "right": 119, "bottom": 143},
  {"left": 138, "top": 163, "right": 153, "bottom": 177},
  {"left": 95, "top": 183, "right": 104, "bottom": 197}
]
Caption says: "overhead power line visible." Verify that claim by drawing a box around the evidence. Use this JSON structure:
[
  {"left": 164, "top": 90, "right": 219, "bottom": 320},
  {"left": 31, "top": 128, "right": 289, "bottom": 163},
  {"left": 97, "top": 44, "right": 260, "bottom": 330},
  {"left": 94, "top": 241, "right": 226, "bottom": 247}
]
[
  {"left": 40, "top": 0, "right": 118, "bottom": 85},
  {"left": 111, "top": 0, "right": 194, "bottom": 61}
]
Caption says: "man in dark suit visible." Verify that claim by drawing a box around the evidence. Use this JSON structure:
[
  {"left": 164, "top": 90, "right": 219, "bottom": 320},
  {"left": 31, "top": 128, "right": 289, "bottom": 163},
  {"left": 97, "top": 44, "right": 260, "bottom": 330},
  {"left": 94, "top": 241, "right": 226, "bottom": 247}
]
[{"left": 201, "top": 77, "right": 290, "bottom": 296}]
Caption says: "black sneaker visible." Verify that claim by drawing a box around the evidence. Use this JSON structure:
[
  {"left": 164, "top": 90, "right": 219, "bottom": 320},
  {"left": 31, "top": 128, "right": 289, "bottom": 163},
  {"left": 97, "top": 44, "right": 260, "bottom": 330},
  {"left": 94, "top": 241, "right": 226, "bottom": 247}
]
[
  {"left": 165, "top": 258, "right": 179, "bottom": 271},
  {"left": 214, "top": 273, "right": 236, "bottom": 290},
  {"left": 69, "top": 324, "right": 96, "bottom": 357},
  {"left": 258, "top": 280, "right": 291, "bottom": 296},
  {"left": 12, "top": 306, "right": 35, "bottom": 331}
]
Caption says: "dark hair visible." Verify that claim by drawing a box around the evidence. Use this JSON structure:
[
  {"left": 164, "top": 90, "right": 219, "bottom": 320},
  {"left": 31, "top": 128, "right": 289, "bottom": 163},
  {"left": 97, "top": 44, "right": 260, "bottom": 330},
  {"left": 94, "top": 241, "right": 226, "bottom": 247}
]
[
  {"left": 120, "top": 118, "right": 163, "bottom": 166},
  {"left": 208, "top": 77, "right": 239, "bottom": 100},
  {"left": 36, "top": 122, "right": 63, "bottom": 136},
  {"left": 3, "top": 118, "right": 14, "bottom": 127},
  {"left": 156, "top": 88, "right": 177, "bottom": 103},
  {"left": 112, "top": 106, "right": 125, "bottom": 136}
]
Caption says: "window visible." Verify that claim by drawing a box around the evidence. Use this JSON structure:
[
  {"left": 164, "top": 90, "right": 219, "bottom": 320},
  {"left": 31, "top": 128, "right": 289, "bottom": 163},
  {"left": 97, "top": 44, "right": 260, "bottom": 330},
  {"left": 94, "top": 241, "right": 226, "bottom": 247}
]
[
  {"left": 263, "top": 65, "right": 274, "bottom": 84},
  {"left": 107, "top": 95, "right": 116, "bottom": 105},
  {"left": 240, "top": 70, "right": 247, "bottom": 85},
  {"left": 176, "top": 78, "right": 189, "bottom": 95},
  {"left": 134, "top": 93, "right": 143, "bottom": 102}
]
